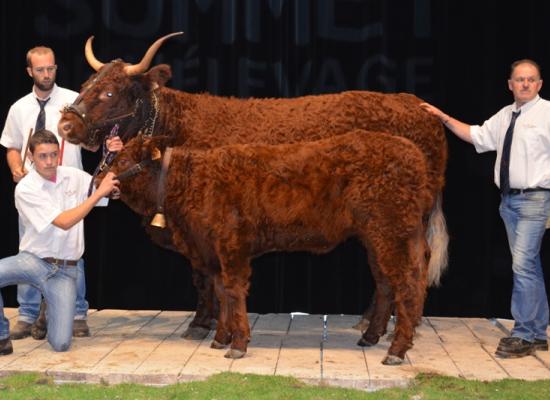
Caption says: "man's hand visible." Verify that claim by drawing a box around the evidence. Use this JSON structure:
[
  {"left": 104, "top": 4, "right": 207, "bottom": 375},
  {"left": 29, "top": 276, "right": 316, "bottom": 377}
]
[
  {"left": 96, "top": 172, "right": 120, "bottom": 198},
  {"left": 6, "top": 148, "right": 27, "bottom": 183},
  {"left": 420, "top": 102, "right": 473, "bottom": 144},
  {"left": 110, "top": 187, "right": 121, "bottom": 199},
  {"left": 106, "top": 136, "right": 123, "bottom": 152},
  {"left": 53, "top": 171, "right": 120, "bottom": 230},
  {"left": 12, "top": 167, "right": 28, "bottom": 183},
  {"left": 420, "top": 102, "right": 448, "bottom": 122}
]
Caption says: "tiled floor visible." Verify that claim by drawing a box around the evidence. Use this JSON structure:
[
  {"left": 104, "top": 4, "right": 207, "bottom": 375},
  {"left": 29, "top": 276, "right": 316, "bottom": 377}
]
[{"left": 0, "top": 308, "right": 549, "bottom": 390}]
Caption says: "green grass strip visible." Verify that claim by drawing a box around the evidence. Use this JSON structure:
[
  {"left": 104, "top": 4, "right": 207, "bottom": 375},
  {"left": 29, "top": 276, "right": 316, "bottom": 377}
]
[{"left": 1, "top": 372, "right": 550, "bottom": 399}]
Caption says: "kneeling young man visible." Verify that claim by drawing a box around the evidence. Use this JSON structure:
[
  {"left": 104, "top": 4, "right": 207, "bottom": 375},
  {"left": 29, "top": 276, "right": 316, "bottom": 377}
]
[{"left": 0, "top": 129, "right": 118, "bottom": 354}]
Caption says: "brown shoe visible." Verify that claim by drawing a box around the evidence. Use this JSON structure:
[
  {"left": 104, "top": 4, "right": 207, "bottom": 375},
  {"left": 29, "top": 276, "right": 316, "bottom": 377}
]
[
  {"left": 73, "top": 320, "right": 90, "bottom": 337},
  {"left": 9, "top": 321, "right": 32, "bottom": 340},
  {"left": 534, "top": 339, "right": 549, "bottom": 351},
  {"left": 498, "top": 336, "right": 548, "bottom": 351},
  {"left": 31, "top": 300, "right": 47, "bottom": 340},
  {"left": 0, "top": 338, "right": 13, "bottom": 355},
  {"left": 495, "top": 337, "right": 534, "bottom": 358}
]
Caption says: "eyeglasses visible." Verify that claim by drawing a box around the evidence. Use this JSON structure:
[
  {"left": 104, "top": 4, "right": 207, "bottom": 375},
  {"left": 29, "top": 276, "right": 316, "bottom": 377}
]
[
  {"left": 32, "top": 65, "right": 57, "bottom": 74},
  {"left": 511, "top": 77, "right": 540, "bottom": 84}
]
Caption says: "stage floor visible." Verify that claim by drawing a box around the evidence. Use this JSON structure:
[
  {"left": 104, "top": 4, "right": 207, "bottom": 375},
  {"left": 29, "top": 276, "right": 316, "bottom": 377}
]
[{"left": 0, "top": 308, "right": 549, "bottom": 390}]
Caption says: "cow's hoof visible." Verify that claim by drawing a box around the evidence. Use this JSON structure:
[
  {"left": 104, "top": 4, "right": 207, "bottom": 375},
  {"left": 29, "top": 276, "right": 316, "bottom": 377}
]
[
  {"left": 224, "top": 348, "right": 246, "bottom": 359},
  {"left": 210, "top": 340, "right": 228, "bottom": 350},
  {"left": 352, "top": 318, "right": 369, "bottom": 332},
  {"left": 357, "top": 336, "right": 379, "bottom": 347},
  {"left": 381, "top": 355, "right": 404, "bottom": 365},
  {"left": 181, "top": 326, "right": 210, "bottom": 340}
]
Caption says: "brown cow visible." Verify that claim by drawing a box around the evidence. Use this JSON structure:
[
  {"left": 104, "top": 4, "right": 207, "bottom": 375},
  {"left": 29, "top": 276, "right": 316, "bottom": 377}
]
[
  {"left": 59, "top": 33, "right": 448, "bottom": 338},
  {"left": 98, "top": 129, "right": 440, "bottom": 365}
]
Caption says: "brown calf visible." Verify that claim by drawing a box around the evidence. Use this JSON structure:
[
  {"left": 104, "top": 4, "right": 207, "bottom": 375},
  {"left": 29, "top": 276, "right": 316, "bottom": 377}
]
[{"left": 100, "top": 129, "right": 442, "bottom": 365}]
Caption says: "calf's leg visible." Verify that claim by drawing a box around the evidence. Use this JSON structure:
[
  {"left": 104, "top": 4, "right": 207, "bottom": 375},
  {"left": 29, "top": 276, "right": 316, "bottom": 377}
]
[
  {"left": 182, "top": 270, "right": 218, "bottom": 340},
  {"left": 357, "top": 253, "right": 394, "bottom": 345},
  {"left": 357, "top": 272, "right": 394, "bottom": 346},
  {"left": 215, "top": 255, "right": 252, "bottom": 359}
]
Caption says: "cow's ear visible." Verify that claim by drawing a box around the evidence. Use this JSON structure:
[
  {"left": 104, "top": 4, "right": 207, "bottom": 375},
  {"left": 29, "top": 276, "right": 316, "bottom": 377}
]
[{"left": 145, "top": 65, "right": 172, "bottom": 89}]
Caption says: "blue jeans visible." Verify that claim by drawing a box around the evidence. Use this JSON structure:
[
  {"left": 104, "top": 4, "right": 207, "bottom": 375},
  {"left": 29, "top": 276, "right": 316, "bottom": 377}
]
[
  {"left": 17, "top": 258, "right": 88, "bottom": 323},
  {"left": 499, "top": 190, "right": 550, "bottom": 342},
  {"left": 0, "top": 252, "right": 77, "bottom": 351}
]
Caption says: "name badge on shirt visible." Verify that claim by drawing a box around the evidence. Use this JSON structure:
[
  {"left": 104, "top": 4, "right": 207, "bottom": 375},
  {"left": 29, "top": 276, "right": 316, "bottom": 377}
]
[{"left": 522, "top": 123, "right": 536, "bottom": 129}]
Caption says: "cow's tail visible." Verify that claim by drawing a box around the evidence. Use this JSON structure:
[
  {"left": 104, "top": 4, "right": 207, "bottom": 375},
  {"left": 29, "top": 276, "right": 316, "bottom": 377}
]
[{"left": 426, "top": 193, "right": 448, "bottom": 286}]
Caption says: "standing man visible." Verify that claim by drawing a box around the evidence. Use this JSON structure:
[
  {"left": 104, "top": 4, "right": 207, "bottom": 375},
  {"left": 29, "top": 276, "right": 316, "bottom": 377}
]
[
  {"left": 421, "top": 59, "right": 550, "bottom": 358},
  {"left": 0, "top": 46, "right": 90, "bottom": 340},
  {"left": 0, "top": 130, "right": 118, "bottom": 355}
]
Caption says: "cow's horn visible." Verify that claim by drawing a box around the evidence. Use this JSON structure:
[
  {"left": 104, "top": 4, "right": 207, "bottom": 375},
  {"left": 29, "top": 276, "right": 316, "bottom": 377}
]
[
  {"left": 124, "top": 32, "right": 184, "bottom": 76},
  {"left": 85, "top": 36, "right": 105, "bottom": 72}
]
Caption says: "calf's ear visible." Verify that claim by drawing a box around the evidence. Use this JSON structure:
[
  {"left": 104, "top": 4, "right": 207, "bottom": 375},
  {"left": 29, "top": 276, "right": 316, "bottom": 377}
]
[
  {"left": 151, "top": 147, "right": 162, "bottom": 161},
  {"left": 141, "top": 135, "right": 170, "bottom": 160},
  {"left": 144, "top": 64, "right": 172, "bottom": 90}
]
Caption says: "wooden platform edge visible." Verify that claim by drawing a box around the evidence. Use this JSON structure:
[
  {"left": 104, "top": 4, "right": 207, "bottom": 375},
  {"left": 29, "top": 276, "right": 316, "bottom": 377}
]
[{"left": 0, "top": 312, "right": 549, "bottom": 390}]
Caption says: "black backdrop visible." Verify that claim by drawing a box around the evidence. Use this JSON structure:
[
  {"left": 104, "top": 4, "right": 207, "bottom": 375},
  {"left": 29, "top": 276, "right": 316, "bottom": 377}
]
[{"left": 2, "top": 0, "right": 550, "bottom": 318}]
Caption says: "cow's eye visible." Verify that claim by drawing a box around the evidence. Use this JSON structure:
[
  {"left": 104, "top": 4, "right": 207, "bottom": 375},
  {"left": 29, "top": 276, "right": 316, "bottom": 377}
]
[{"left": 100, "top": 91, "right": 114, "bottom": 101}]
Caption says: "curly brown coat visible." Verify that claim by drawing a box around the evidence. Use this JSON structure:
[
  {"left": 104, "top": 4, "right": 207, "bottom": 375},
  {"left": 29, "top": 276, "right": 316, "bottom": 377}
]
[{"left": 102, "top": 129, "right": 433, "bottom": 364}]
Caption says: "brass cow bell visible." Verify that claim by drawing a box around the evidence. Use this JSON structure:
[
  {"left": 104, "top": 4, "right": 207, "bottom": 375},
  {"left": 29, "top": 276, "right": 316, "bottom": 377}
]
[{"left": 150, "top": 212, "right": 166, "bottom": 228}]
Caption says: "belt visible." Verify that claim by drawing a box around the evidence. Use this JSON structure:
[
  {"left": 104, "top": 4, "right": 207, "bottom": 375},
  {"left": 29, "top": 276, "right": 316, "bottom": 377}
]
[
  {"left": 507, "top": 187, "right": 550, "bottom": 195},
  {"left": 42, "top": 257, "right": 78, "bottom": 267}
]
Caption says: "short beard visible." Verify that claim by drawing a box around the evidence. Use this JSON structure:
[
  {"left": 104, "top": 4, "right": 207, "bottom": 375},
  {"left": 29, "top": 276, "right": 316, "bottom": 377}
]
[{"left": 34, "top": 78, "right": 54, "bottom": 92}]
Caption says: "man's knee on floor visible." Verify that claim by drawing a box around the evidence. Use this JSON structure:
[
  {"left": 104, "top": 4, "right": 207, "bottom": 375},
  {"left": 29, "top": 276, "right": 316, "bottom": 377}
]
[{"left": 49, "top": 337, "right": 72, "bottom": 352}]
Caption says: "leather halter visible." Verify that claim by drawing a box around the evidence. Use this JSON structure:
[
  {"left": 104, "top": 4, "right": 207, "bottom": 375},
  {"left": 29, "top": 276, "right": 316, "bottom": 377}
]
[
  {"left": 87, "top": 133, "right": 157, "bottom": 197},
  {"left": 113, "top": 157, "right": 156, "bottom": 181},
  {"left": 62, "top": 61, "right": 159, "bottom": 148},
  {"left": 87, "top": 124, "right": 121, "bottom": 197},
  {"left": 111, "top": 144, "right": 170, "bottom": 183},
  {"left": 111, "top": 146, "right": 172, "bottom": 230},
  {"left": 63, "top": 102, "right": 140, "bottom": 140}
]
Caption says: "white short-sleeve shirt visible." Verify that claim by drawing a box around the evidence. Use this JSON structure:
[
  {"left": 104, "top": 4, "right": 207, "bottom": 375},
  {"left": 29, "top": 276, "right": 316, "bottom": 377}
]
[
  {"left": 1, "top": 84, "right": 81, "bottom": 170},
  {"left": 15, "top": 166, "right": 108, "bottom": 260},
  {"left": 470, "top": 95, "right": 550, "bottom": 190}
]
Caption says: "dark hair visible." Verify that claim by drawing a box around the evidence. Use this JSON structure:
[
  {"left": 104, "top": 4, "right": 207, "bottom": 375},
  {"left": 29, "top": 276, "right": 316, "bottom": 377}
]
[
  {"left": 510, "top": 59, "right": 542, "bottom": 78},
  {"left": 29, "top": 129, "right": 59, "bottom": 153}
]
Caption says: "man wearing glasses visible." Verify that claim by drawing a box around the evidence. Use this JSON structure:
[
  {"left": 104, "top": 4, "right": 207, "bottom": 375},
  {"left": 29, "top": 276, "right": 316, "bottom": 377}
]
[
  {"left": 421, "top": 59, "right": 550, "bottom": 359},
  {"left": 0, "top": 46, "right": 90, "bottom": 341}
]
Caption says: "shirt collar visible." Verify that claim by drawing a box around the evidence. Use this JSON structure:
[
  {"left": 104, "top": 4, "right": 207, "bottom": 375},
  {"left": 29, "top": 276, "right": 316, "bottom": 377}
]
[
  {"left": 26, "top": 167, "right": 68, "bottom": 190},
  {"left": 32, "top": 83, "right": 58, "bottom": 102},
  {"left": 513, "top": 95, "right": 540, "bottom": 113},
  {"left": 25, "top": 169, "right": 47, "bottom": 189}
]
